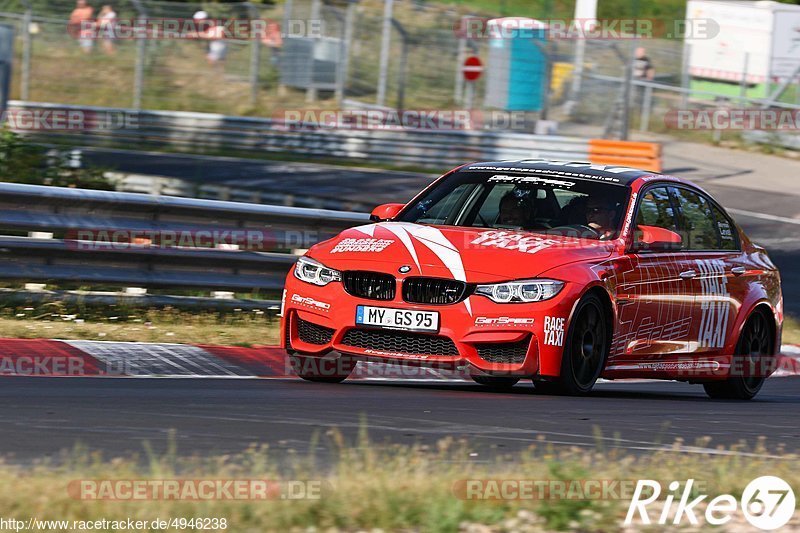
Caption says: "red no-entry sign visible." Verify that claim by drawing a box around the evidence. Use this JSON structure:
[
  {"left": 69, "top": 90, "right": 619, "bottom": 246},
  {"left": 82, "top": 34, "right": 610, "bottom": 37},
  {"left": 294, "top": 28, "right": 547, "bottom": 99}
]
[{"left": 462, "top": 56, "right": 483, "bottom": 81}]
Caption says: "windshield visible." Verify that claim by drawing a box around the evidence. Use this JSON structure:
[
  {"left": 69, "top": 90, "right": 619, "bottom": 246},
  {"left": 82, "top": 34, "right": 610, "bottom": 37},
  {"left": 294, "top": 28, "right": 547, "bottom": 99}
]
[{"left": 397, "top": 170, "right": 631, "bottom": 240}]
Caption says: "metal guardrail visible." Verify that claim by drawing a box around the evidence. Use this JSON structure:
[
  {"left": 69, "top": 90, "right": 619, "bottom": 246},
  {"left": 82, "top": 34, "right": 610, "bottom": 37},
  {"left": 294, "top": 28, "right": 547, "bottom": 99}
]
[
  {"left": 8, "top": 101, "right": 594, "bottom": 167},
  {"left": 0, "top": 182, "right": 369, "bottom": 303}
]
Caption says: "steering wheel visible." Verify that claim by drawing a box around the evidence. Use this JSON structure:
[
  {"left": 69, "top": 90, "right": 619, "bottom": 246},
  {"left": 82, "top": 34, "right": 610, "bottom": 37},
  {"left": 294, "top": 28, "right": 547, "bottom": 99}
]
[
  {"left": 576, "top": 224, "right": 601, "bottom": 238},
  {"left": 550, "top": 224, "right": 601, "bottom": 238}
]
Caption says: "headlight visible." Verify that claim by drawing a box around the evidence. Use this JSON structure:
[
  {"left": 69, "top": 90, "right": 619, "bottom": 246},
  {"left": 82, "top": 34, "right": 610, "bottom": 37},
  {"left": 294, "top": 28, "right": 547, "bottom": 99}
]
[
  {"left": 474, "top": 279, "right": 564, "bottom": 303},
  {"left": 294, "top": 256, "right": 341, "bottom": 286}
]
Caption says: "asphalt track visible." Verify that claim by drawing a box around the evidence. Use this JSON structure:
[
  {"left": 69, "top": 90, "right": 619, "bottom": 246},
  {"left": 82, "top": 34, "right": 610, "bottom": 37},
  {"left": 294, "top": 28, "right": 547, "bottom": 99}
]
[
  {"left": 2, "top": 375, "right": 800, "bottom": 464},
  {"left": 5, "top": 147, "right": 796, "bottom": 463}
]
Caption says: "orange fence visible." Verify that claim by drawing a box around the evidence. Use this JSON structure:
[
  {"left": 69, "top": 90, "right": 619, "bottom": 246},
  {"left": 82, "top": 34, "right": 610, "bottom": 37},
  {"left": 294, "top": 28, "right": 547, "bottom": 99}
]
[{"left": 587, "top": 139, "right": 662, "bottom": 172}]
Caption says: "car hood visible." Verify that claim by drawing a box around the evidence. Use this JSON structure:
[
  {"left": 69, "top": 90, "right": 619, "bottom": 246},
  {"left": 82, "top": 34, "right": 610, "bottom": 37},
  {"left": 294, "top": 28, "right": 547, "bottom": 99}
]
[{"left": 308, "top": 222, "right": 615, "bottom": 282}]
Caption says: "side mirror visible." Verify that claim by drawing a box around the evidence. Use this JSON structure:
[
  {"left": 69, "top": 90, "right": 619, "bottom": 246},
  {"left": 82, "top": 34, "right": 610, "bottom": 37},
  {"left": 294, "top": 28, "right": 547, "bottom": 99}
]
[
  {"left": 634, "top": 225, "right": 682, "bottom": 252},
  {"left": 370, "top": 203, "right": 405, "bottom": 222}
]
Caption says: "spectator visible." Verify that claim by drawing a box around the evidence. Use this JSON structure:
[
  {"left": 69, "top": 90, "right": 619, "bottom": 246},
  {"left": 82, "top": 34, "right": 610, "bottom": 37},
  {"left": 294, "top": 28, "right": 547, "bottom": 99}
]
[
  {"left": 69, "top": 0, "right": 95, "bottom": 54},
  {"left": 193, "top": 10, "right": 227, "bottom": 67},
  {"left": 261, "top": 20, "right": 283, "bottom": 49},
  {"left": 97, "top": 5, "right": 117, "bottom": 55},
  {"left": 633, "top": 47, "right": 655, "bottom": 80}
]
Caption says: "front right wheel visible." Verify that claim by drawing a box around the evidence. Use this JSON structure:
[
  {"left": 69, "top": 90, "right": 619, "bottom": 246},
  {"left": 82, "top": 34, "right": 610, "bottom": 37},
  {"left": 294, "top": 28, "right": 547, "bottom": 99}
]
[
  {"left": 703, "top": 310, "right": 774, "bottom": 400},
  {"left": 535, "top": 293, "right": 609, "bottom": 396}
]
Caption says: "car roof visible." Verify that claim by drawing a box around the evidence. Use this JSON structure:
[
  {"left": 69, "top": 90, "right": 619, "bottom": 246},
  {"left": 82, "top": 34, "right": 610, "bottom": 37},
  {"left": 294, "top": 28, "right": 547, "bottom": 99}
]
[{"left": 461, "top": 159, "right": 662, "bottom": 186}]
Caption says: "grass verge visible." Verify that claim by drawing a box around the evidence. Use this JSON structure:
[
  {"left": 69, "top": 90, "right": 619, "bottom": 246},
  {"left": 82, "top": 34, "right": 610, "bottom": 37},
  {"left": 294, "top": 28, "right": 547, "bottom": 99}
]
[
  {"left": 0, "top": 308, "right": 280, "bottom": 347},
  {"left": 1, "top": 434, "right": 798, "bottom": 532},
  {"left": 783, "top": 315, "right": 800, "bottom": 345}
]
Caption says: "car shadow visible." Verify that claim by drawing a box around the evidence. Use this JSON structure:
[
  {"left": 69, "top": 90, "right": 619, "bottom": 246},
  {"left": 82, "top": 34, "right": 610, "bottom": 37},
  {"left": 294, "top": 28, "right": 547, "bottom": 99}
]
[{"left": 331, "top": 377, "right": 800, "bottom": 403}]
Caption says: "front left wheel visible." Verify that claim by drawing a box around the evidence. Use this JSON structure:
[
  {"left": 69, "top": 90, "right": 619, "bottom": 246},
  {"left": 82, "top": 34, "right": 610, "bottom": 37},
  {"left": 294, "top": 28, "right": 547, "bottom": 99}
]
[{"left": 535, "top": 293, "right": 609, "bottom": 396}]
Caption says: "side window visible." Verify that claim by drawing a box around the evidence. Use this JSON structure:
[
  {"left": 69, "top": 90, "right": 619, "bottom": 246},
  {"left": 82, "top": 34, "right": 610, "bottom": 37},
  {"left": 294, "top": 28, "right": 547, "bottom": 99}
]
[
  {"left": 415, "top": 183, "right": 475, "bottom": 225},
  {"left": 635, "top": 186, "right": 679, "bottom": 232},
  {"left": 710, "top": 203, "right": 739, "bottom": 251},
  {"left": 672, "top": 187, "right": 719, "bottom": 251}
]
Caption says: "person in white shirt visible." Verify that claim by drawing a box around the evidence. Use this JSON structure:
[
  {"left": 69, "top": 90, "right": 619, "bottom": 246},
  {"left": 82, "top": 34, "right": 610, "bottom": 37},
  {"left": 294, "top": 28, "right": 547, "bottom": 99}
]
[
  {"left": 97, "top": 5, "right": 117, "bottom": 54},
  {"left": 193, "top": 10, "right": 227, "bottom": 66}
]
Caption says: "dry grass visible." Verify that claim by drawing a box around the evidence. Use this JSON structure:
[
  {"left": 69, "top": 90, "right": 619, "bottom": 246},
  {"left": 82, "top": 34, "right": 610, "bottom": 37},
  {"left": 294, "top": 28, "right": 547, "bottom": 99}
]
[
  {"left": 0, "top": 434, "right": 798, "bottom": 532},
  {"left": 0, "top": 309, "right": 281, "bottom": 347},
  {"left": 783, "top": 315, "right": 800, "bottom": 345}
]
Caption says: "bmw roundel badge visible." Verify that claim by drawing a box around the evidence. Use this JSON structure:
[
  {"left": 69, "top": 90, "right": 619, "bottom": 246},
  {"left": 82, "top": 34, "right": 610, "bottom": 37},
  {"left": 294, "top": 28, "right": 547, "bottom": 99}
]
[{"left": 398, "top": 265, "right": 411, "bottom": 274}]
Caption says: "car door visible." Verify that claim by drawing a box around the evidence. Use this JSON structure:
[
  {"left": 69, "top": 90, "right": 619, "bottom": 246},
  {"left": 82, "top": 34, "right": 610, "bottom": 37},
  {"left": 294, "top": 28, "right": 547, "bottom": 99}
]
[
  {"left": 670, "top": 185, "right": 741, "bottom": 356},
  {"left": 611, "top": 185, "right": 697, "bottom": 359}
]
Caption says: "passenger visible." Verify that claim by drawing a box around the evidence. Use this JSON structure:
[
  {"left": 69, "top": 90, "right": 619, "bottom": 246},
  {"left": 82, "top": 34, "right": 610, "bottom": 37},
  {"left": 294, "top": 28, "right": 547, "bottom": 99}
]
[{"left": 497, "top": 190, "right": 535, "bottom": 228}]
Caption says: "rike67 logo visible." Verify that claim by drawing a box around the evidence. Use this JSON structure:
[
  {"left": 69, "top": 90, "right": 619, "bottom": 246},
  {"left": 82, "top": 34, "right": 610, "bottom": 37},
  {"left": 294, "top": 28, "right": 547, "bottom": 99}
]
[{"left": 625, "top": 476, "right": 795, "bottom": 530}]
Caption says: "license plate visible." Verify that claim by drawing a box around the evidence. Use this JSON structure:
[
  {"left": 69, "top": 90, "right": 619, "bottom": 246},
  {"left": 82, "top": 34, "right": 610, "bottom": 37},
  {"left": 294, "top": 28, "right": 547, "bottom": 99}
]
[{"left": 356, "top": 305, "right": 439, "bottom": 332}]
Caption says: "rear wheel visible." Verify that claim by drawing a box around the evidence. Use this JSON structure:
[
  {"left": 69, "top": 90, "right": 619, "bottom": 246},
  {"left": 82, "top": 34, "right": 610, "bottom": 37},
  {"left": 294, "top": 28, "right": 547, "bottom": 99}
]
[
  {"left": 535, "top": 294, "right": 608, "bottom": 396},
  {"left": 703, "top": 310, "right": 773, "bottom": 400},
  {"left": 289, "top": 354, "right": 355, "bottom": 383},
  {"left": 471, "top": 375, "right": 520, "bottom": 390}
]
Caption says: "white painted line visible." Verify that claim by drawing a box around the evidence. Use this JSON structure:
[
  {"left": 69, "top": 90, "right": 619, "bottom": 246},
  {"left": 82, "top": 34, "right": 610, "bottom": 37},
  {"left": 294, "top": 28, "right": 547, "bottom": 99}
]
[{"left": 727, "top": 208, "right": 800, "bottom": 226}]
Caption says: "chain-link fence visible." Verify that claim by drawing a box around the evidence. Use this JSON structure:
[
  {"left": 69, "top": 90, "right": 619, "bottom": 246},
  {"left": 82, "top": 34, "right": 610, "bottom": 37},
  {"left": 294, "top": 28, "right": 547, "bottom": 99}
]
[{"left": 0, "top": 0, "right": 798, "bottom": 141}]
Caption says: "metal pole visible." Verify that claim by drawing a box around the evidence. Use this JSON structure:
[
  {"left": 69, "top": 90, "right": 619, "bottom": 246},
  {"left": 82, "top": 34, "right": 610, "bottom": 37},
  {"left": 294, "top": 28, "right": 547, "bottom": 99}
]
[
  {"left": 739, "top": 52, "right": 749, "bottom": 106},
  {"left": 454, "top": 16, "right": 467, "bottom": 105},
  {"left": 131, "top": 0, "right": 147, "bottom": 110},
  {"left": 465, "top": 81, "right": 474, "bottom": 110},
  {"left": 278, "top": 0, "right": 293, "bottom": 97},
  {"left": 376, "top": 0, "right": 393, "bottom": 106},
  {"left": 336, "top": 1, "right": 356, "bottom": 106},
  {"left": 620, "top": 0, "right": 640, "bottom": 142},
  {"left": 21, "top": 3, "right": 31, "bottom": 101},
  {"left": 391, "top": 19, "right": 408, "bottom": 110},
  {"left": 306, "top": 0, "right": 321, "bottom": 103},
  {"left": 680, "top": 41, "right": 690, "bottom": 109},
  {"left": 639, "top": 84, "right": 652, "bottom": 132},
  {"left": 247, "top": 3, "right": 261, "bottom": 108},
  {"left": 620, "top": 41, "right": 635, "bottom": 140}
]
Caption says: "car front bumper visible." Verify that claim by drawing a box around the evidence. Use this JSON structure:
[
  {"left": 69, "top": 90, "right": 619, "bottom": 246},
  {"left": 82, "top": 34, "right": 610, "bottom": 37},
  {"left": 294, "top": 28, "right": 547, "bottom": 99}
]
[{"left": 281, "top": 275, "right": 577, "bottom": 378}]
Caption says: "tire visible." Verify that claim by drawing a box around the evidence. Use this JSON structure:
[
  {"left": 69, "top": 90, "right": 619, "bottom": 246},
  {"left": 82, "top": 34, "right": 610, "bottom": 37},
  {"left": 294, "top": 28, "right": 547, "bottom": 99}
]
[
  {"left": 535, "top": 293, "right": 609, "bottom": 396},
  {"left": 703, "top": 310, "right": 773, "bottom": 400},
  {"left": 289, "top": 354, "right": 355, "bottom": 383},
  {"left": 471, "top": 375, "right": 520, "bottom": 390}
]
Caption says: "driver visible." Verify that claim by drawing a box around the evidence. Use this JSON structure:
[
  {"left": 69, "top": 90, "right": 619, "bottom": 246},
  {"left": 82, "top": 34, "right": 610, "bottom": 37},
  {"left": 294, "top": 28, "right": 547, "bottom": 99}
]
[
  {"left": 497, "top": 189, "right": 535, "bottom": 228},
  {"left": 585, "top": 196, "right": 620, "bottom": 240}
]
